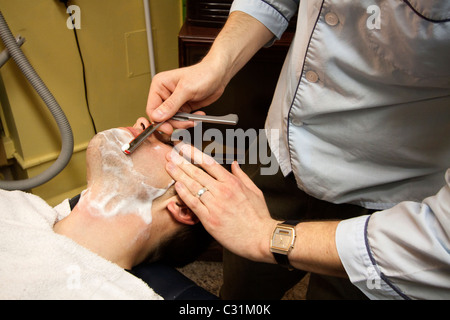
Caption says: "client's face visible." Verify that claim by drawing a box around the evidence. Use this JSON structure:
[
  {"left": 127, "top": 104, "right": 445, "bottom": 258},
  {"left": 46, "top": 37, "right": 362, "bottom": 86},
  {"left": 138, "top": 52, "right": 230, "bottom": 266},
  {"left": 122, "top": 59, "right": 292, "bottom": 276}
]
[
  {"left": 84, "top": 119, "right": 175, "bottom": 224},
  {"left": 118, "top": 123, "right": 175, "bottom": 189}
]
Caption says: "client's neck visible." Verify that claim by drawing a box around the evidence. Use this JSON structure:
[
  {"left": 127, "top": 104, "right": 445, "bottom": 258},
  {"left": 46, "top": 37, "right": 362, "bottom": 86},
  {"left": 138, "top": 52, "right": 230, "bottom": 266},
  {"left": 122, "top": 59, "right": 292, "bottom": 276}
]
[{"left": 53, "top": 190, "right": 164, "bottom": 270}]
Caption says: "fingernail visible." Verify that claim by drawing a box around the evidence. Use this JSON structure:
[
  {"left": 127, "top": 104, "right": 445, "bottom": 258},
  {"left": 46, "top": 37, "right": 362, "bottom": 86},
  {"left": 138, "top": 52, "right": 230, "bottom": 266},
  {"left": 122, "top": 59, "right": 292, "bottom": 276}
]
[
  {"left": 153, "top": 109, "right": 164, "bottom": 120},
  {"left": 170, "top": 150, "right": 184, "bottom": 165},
  {"left": 167, "top": 161, "right": 176, "bottom": 171}
]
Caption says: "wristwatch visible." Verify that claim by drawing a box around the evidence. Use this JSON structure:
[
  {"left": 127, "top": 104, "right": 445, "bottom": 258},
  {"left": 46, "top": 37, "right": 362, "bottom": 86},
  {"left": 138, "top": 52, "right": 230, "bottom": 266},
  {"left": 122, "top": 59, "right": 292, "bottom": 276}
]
[{"left": 270, "top": 220, "right": 299, "bottom": 270}]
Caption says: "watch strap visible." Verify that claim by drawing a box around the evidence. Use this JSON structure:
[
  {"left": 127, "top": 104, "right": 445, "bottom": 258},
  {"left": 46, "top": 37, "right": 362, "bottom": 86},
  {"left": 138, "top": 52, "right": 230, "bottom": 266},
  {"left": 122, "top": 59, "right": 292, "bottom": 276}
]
[
  {"left": 273, "top": 250, "right": 291, "bottom": 267},
  {"left": 271, "top": 220, "right": 299, "bottom": 270},
  {"left": 282, "top": 220, "right": 300, "bottom": 227}
]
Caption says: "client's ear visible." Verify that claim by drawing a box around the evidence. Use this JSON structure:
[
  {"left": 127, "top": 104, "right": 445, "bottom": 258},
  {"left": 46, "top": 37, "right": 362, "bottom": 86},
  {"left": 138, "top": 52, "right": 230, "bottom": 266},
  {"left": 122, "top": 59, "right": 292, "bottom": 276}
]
[{"left": 166, "top": 197, "right": 199, "bottom": 225}]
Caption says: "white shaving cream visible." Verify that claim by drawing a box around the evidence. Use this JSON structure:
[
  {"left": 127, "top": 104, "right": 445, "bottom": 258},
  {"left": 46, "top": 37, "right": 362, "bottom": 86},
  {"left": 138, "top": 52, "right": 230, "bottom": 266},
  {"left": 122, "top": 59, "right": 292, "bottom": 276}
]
[{"left": 81, "top": 128, "right": 174, "bottom": 224}]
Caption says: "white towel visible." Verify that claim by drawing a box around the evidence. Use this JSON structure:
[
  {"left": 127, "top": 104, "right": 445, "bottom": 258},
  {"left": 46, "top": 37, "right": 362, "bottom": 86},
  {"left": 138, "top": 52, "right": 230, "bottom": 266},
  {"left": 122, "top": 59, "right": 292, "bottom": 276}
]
[{"left": 0, "top": 189, "right": 162, "bottom": 300}]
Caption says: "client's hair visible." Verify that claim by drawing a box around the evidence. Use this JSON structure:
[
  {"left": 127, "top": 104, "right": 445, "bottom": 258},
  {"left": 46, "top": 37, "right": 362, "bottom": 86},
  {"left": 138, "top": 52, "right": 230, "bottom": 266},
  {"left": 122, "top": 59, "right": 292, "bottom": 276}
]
[
  {"left": 145, "top": 222, "right": 213, "bottom": 268},
  {"left": 143, "top": 185, "right": 213, "bottom": 268}
]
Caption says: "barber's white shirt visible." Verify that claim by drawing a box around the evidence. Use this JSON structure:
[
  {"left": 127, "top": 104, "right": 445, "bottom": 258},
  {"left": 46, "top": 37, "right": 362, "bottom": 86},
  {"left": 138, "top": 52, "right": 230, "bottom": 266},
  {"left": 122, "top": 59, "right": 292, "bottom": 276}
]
[
  {"left": 231, "top": 0, "right": 450, "bottom": 299},
  {"left": 337, "top": 170, "right": 450, "bottom": 300}
]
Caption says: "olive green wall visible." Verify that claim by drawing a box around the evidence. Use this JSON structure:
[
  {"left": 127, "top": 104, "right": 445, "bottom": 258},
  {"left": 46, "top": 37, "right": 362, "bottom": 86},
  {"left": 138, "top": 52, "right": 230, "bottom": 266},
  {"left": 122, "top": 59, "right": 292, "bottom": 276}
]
[{"left": 0, "top": 0, "right": 183, "bottom": 204}]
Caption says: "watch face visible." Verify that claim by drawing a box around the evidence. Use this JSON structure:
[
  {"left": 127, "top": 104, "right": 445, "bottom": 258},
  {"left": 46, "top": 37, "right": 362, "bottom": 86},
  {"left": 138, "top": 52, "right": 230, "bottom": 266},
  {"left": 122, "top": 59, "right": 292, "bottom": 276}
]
[{"left": 271, "top": 227, "right": 294, "bottom": 251}]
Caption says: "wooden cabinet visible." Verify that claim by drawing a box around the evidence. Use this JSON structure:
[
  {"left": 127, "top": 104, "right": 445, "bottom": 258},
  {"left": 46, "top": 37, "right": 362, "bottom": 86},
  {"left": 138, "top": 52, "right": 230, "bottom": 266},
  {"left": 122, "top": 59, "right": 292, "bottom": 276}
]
[{"left": 178, "top": 21, "right": 294, "bottom": 133}]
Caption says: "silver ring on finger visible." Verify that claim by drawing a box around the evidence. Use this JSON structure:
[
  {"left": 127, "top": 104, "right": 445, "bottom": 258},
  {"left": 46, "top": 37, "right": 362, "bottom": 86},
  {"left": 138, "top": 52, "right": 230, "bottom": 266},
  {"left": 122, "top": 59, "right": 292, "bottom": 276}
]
[{"left": 196, "top": 187, "right": 208, "bottom": 198}]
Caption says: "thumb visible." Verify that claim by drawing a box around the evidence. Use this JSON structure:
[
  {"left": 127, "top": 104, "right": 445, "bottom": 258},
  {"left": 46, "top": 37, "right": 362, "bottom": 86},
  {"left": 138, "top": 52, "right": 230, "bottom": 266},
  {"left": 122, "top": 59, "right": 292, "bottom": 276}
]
[{"left": 151, "top": 87, "right": 190, "bottom": 122}]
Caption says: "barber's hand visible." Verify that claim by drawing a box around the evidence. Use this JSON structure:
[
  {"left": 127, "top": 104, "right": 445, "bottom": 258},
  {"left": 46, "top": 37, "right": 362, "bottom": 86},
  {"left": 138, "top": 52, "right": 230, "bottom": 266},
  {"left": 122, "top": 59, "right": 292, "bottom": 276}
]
[
  {"left": 146, "top": 60, "right": 228, "bottom": 134},
  {"left": 165, "top": 144, "right": 277, "bottom": 264}
]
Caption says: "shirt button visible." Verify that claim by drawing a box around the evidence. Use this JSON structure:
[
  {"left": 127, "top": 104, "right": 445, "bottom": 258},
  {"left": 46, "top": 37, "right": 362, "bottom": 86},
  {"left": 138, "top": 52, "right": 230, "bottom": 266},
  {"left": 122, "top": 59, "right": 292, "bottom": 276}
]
[
  {"left": 291, "top": 118, "right": 303, "bottom": 127},
  {"left": 325, "top": 12, "right": 339, "bottom": 26},
  {"left": 305, "top": 70, "right": 319, "bottom": 83}
]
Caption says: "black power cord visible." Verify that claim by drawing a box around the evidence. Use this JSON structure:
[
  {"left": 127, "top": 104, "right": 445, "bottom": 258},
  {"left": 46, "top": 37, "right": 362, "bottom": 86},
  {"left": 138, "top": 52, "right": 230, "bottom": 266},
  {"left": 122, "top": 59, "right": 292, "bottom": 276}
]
[{"left": 61, "top": 0, "right": 97, "bottom": 134}]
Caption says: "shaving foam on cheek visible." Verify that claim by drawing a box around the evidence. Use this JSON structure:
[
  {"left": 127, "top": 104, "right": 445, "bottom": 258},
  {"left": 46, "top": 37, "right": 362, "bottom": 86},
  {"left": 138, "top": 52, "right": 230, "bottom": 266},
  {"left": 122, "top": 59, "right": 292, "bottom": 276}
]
[{"left": 84, "top": 128, "right": 174, "bottom": 225}]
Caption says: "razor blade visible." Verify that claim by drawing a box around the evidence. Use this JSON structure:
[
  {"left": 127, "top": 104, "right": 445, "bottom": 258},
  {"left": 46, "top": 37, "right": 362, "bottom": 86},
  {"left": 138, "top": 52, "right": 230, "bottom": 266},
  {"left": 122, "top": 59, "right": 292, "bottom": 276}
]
[
  {"left": 122, "top": 121, "right": 165, "bottom": 155},
  {"left": 122, "top": 112, "right": 239, "bottom": 155}
]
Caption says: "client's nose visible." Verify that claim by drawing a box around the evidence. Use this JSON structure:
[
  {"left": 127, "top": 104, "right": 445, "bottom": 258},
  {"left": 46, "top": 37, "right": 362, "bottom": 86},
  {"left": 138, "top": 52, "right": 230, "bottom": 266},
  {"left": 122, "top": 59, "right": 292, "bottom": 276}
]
[{"left": 134, "top": 117, "right": 151, "bottom": 131}]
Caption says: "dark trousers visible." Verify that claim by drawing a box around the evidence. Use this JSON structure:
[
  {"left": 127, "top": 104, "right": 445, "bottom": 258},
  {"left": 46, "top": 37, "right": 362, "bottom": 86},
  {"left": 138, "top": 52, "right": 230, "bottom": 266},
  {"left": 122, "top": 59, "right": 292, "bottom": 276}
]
[{"left": 220, "top": 143, "right": 372, "bottom": 300}]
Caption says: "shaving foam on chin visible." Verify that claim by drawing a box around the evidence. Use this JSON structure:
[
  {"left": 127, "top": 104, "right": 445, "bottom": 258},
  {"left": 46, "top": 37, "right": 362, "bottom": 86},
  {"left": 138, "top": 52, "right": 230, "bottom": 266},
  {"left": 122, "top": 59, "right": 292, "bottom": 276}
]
[{"left": 83, "top": 128, "right": 174, "bottom": 224}]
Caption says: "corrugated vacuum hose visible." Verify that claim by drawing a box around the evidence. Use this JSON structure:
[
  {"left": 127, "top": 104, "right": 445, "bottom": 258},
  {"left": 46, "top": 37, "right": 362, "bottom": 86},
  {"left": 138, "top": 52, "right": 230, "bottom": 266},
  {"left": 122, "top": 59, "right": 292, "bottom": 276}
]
[{"left": 0, "top": 11, "right": 74, "bottom": 190}]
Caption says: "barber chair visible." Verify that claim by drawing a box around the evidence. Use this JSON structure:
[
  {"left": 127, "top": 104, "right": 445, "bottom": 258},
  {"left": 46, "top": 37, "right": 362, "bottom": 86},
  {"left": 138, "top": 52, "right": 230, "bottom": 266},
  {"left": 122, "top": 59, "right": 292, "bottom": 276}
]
[{"left": 130, "top": 263, "right": 218, "bottom": 300}]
